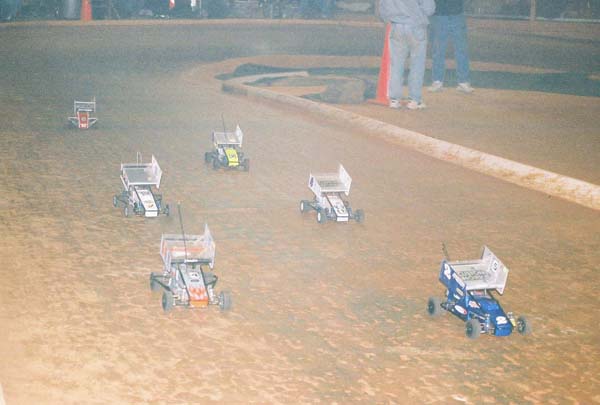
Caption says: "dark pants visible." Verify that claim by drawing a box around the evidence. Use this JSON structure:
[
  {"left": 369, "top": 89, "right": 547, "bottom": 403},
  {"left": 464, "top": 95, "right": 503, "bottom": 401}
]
[{"left": 1, "top": 0, "right": 21, "bottom": 21}]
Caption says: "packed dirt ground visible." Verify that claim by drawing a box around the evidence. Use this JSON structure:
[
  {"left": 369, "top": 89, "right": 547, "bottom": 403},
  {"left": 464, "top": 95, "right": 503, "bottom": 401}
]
[{"left": 0, "top": 19, "right": 599, "bottom": 404}]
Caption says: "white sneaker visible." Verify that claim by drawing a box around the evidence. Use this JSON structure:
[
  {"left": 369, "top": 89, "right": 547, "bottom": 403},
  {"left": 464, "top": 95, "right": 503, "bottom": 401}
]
[
  {"left": 389, "top": 98, "right": 402, "bottom": 109},
  {"left": 428, "top": 81, "right": 444, "bottom": 92},
  {"left": 406, "top": 100, "right": 426, "bottom": 110},
  {"left": 456, "top": 82, "right": 474, "bottom": 93}
]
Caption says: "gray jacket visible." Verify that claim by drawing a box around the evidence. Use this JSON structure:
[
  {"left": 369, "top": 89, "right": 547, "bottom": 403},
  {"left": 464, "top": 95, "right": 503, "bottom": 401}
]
[{"left": 379, "top": 0, "right": 435, "bottom": 27}]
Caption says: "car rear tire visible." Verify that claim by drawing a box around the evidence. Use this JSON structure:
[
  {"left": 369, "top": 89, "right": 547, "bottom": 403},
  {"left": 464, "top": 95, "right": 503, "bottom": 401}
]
[
  {"left": 243, "top": 158, "right": 250, "bottom": 172},
  {"left": 150, "top": 273, "right": 162, "bottom": 292},
  {"left": 219, "top": 291, "right": 232, "bottom": 311},
  {"left": 212, "top": 157, "right": 220, "bottom": 170},
  {"left": 354, "top": 209, "right": 364, "bottom": 223},
  {"left": 162, "top": 291, "right": 174, "bottom": 312},
  {"left": 317, "top": 209, "right": 327, "bottom": 224},
  {"left": 427, "top": 297, "right": 442, "bottom": 317},
  {"left": 300, "top": 200, "right": 309, "bottom": 213},
  {"left": 466, "top": 318, "right": 481, "bottom": 339},
  {"left": 517, "top": 316, "right": 532, "bottom": 335}
]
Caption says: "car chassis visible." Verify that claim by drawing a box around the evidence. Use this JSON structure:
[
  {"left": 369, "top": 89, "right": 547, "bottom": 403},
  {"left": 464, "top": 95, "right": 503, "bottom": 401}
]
[
  {"left": 204, "top": 125, "right": 249, "bottom": 171},
  {"left": 428, "top": 246, "right": 531, "bottom": 339},
  {"left": 150, "top": 224, "right": 231, "bottom": 312},
  {"left": 300, "top": 164, "right": 364, "bottom": 224},
  {"left": 112, "top": 153, "right": 169, "bottom": 218}
]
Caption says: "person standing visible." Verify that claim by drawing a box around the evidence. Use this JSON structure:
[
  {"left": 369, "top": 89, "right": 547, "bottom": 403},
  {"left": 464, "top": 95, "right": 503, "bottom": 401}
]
[
  {"left": 428, "top": 0, "right": 474, "bottom": 93},
  {"left": 0, "top": 0, "right": 21, "bottom": 21},
  {"left": 379, "top": 0, "right": 435, "bottom": 109}
]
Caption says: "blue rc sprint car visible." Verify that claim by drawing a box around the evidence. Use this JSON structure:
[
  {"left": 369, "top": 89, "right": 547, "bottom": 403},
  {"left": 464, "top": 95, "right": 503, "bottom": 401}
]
[{"left": 427, "top": 246, "right": 532, "bottom": 339}]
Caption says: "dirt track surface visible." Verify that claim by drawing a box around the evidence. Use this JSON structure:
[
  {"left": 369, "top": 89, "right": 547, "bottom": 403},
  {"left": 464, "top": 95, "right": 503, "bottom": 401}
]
[{"left": 1, "top": 21, "right": 599, "bottom": 404}]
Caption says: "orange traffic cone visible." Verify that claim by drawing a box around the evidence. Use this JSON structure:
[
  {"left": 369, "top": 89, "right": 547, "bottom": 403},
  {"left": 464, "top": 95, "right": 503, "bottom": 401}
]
[
  {"left": 369, "top": 23, "right": 392, "bottom": 106},
  {"left": 81, "top": 0, "right": 92, "bottom": 21}
]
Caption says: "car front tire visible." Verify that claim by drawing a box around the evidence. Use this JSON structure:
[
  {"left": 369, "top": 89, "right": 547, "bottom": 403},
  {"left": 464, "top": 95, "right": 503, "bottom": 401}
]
[{"left": 466, "top": 318, "right": 481, "bottom": 339}]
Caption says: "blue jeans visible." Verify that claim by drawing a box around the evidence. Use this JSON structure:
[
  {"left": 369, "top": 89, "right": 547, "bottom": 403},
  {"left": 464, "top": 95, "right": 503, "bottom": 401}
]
[
  {"left": 320, "top": 0, "right": 333, "bottom": 18},
  {"left": 1, "top": 0, "right": 20, "bottom": 20},
  {"left": 389, "top": 23, "right": 428, "bottom": 103},
  {"left": 431, "top": 14, "right": 471, "bottom": 84}
]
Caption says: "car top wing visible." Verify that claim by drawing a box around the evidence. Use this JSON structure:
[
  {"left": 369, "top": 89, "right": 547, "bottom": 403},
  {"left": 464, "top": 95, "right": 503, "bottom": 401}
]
[
  {"left": 212, "top": 124, "right": 243, "bottom": 147},
  {"left": 160, "top": 224, "right": 216, "bottom": 270},
  {"left": 309, "top": 164, "right": 352, "bottom": 197},
  {"left": 439, "top": 246, "right": 509, "bottom": 295},
  {"left": 120, "top": 154, "right": 163, "bottom": 189}
]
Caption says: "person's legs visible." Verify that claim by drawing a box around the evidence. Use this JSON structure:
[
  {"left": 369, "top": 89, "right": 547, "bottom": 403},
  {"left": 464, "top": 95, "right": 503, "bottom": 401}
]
[
  {"left": 320, "top": 0, "right": 333, "bottom": 18},
  {"left": 1, "top": 0, "right": 18, "bottom": 20},
  {"left": 449, "top": 13, "right": 471, "bottom": 84},
  {"left": 430, "top": 15, "right": 449, "bottom": 84},
  {"left": 389, "top": 24, "right": 410, "bottom": 101},
  {"left": 300, "top": 0, "right": 311, "bottom": 18},
  {"left": 407, "top": 25, "right": 427, "bottom": 103}
]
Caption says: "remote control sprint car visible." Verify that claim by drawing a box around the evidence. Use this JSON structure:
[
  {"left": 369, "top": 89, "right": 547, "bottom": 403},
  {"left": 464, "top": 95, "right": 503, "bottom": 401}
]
[
  {"left": 150, "top": 224, "right": 232, "bottom": 312},
  {"left": 112, "top": 153, "right": 169, "bottom": 218},
  {"left": 204, "top": 125, "right": 249, "bottom": 171},
  {"left": 300, "top": 164, "right": 364, "bottom": 224},
  {"left": 427, "top": 246, "right": 531, "bottom": 339},
  {"left": 67, "top": 99, "right": 98, "bottom": 129}
]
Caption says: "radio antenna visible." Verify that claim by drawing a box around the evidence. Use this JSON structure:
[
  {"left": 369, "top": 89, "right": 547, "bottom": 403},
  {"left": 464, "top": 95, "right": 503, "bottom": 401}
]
[
  {"left": 442, "top": 242, "right": 451, "bottom": 261},
  {"left": 177, "top": 202, "right": 188, "bottom": 262}
]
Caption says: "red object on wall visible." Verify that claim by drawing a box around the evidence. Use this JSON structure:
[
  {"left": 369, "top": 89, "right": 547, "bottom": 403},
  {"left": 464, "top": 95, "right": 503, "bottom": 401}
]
[{"left": 81, "top": 0, "right": 92, "bottom": 21}]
